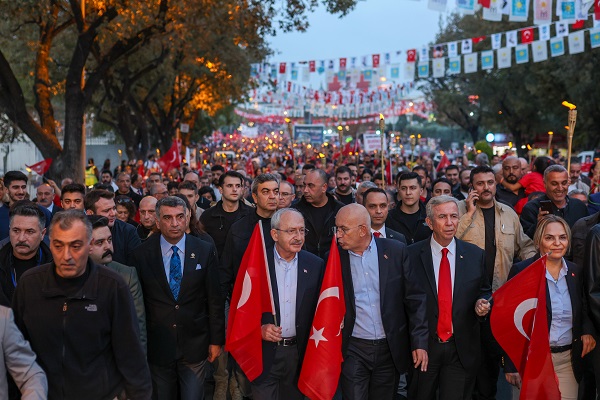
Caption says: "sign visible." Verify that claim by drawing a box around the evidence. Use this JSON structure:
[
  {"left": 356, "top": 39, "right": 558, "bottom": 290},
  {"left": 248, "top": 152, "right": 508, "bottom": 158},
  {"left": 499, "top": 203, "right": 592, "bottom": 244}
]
[
  {"left": 363, "top": 133, "right": 387, "bottom": 153},
  {"left": 294, "top": 124, "right": 325, "bottom": 145},
  {"left": 180, "top": 123, "right": 190, "bottom": 133}
]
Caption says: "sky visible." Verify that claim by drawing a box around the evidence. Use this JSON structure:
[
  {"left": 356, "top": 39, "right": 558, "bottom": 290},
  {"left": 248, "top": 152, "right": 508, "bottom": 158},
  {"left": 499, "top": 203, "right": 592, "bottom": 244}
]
[{"left": 268, "top": 0, "right": 444, "bottom": 63}]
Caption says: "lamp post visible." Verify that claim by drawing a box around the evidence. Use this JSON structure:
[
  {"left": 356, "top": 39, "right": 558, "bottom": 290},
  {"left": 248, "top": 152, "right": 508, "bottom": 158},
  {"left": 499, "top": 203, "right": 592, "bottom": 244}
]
[{"left": 547, "top": 131, "right": 553, "bottom": 157}]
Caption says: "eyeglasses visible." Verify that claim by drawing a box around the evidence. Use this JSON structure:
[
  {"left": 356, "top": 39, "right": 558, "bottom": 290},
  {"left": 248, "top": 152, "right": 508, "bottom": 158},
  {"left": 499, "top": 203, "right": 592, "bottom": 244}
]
[
  {"left": 274, "top": 228, "right": 309, "bottom": 236},
  {"left": 332, "top": 225, "right": 364, "bottom": 236}
]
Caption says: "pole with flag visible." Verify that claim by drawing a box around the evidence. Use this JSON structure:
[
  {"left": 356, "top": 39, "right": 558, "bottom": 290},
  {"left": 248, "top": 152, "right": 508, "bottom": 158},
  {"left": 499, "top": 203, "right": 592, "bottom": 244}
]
[
  {"left": 490, "top": 254, "right": 561, "bottom": 399},
  {"left": 379, "top": 114, "right": 385, "bottom": 188},
  {"left": 26, "top": 158, "right": 53, "bottom": 176},
  {"left": 226, "top": 222, "right": 277, "bottom": 381},
  {"left": 298, "top": 235, "right": 346, "bottom": 400}
]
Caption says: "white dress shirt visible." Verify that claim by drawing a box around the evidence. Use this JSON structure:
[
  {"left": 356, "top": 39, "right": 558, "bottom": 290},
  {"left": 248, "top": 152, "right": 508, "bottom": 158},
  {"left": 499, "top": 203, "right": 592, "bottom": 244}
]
[
  {"left": 160, "top": 234, "right": 186, "bottom": 282},
  {"left": 370, "top": 224, "right": 386, "bottom": 238},
  {"left": 430, "top": 236, "right": 457, "bottom": 299}
]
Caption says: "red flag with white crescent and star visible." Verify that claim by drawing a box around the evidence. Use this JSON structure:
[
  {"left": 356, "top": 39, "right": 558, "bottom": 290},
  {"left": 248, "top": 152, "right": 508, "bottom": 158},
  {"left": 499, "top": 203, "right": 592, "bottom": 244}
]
[
  {"left": 156, "top": 140, "right": 181, "bottom": 172},
  {"left": 521, "top": 28, "right": 534, "bottom": 44},
  {"left": 226, "top": 223, "right": 275, "bottom": 381},
  {"left": 26, "top": 158, "right": 53, "bottom": 175},
  {"left": 490, "top": 255, "right": 560, "bottom": 400},
  {"left": 298, "top": 235, "right": 345, "bottom": 400}
]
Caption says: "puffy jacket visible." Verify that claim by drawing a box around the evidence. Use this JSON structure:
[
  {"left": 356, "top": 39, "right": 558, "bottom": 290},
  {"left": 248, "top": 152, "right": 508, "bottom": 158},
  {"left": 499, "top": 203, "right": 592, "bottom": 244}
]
[{"left": 457, "top": 199, "right": 536, "bottom": 292}]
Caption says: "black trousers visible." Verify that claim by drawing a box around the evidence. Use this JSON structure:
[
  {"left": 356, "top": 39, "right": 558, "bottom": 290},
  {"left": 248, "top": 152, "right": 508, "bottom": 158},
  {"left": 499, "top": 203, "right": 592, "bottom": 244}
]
[
  {"left": 410, "top": 338, "right": 475, "bottom": 400},
  {"left": 251, "top": 344, "right": 303, "bottom": 400},
  {"left": 474, "top": 319, "right": 504, "bottom": 400},
  {"left": 341, "top": 337, "right": 399, "bottom": 400},
  {"left": 150, "top": 359, "right": 207, "bottom": 400}
]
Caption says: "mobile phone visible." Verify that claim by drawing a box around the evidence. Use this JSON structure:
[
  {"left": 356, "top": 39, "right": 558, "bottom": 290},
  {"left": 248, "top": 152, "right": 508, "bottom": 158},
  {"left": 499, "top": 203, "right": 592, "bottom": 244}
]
[
  {"left": 469, "top": 185, "right": 477, "bottom": 206},
  {"left": 540, "top": 200, "right": 553, "bottom": 213}
]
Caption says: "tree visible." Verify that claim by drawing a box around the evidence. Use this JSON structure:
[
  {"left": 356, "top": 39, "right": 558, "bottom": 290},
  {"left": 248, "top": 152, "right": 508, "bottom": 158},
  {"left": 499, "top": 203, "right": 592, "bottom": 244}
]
[
  {"left": 423, "top": 12, "right": 600, "bottom": 153},
  {"left": 0, "top": 0, "right": 359, "bottom": 180}
]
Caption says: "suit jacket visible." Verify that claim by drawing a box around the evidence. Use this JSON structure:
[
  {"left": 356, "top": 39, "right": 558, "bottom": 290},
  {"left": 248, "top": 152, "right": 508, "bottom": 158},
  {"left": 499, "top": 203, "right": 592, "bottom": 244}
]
[
  {"left": 340, "top": 238, "right": 429, "bottom": 374},
  {"left": 408, "top": 238, "right": 491, "bottom": 375},
  {"left": 128, "top": 233, "right": 225, "bottom": 366},
  {"left": 0, "top": 306, "right": 47, "bottom": 400},
  {"left": 255, "top": 247, "right": 325, "bottom": 383},
  {"left": 508, "top": 255, "right": 594, "bottom": 381},
  {"left": 385, "top": 227, "right": 407, "bottom": 244}
]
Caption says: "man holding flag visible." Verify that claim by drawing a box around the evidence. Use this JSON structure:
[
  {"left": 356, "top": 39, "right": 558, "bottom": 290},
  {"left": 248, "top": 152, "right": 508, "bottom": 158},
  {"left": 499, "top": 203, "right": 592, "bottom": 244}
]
[{"left": 226, "top": 208, "right": 324, "bottom": 400}]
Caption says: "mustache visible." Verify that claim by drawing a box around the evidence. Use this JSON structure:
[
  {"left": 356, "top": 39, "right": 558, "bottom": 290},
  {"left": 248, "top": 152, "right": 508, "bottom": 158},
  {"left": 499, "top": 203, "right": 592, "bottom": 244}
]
[
  {"left": 15, "top": 242, "right": 29, "bottom": 248},
  {"left": 102, "top": 250, "right": 113, "bottom": 259},
  {"left": 291, "top": 240, "right": 304, "bottom": 246}
]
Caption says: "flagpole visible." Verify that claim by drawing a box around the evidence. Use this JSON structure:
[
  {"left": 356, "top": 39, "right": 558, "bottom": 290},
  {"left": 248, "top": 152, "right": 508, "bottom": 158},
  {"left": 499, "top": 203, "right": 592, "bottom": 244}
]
[
  {"left": 258, "top": 221, "right": 278, "bottom": 328},
  {"left": 379, "top": 114, "right": 385, "bottom": 189}
]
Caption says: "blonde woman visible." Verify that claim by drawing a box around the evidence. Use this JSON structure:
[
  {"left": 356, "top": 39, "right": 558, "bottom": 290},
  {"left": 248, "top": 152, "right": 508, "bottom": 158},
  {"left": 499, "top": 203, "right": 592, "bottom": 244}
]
[{"left": 504, "top": 215, "right": 595, "bottom": 399}]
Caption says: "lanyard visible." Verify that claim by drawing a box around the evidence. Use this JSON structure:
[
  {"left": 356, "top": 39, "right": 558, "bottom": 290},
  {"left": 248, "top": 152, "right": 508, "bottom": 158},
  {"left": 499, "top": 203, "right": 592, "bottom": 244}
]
[{"left": 11, "top": 248, "right": 43, "bottom": 287}]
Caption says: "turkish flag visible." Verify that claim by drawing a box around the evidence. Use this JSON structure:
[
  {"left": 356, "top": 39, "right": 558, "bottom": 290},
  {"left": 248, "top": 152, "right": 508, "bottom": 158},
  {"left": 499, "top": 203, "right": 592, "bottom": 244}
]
[
  {"left": 596, "top": 0, "right": 600, "bottom": 20},
  {"left": 309, "top": 60, "right": 316, "bottom": 73},
  {"left": 436, "top": 153, "right": 450, "bottom": 172},
  {"left": 478, "top": 0, "right": 491, "bottom": 8},
  {"left": 26, "top": 158, "right": 53, "bottom": 175},
  {"left": 339, "top": 58, "right": 347, "bottom": 70},
  {"left": 491, "top": 255, "right": 561, "bottom": 400},
  {"left": 156, "top": 140, "right": 181, "bottom": 172},
  {"left": 406, "top": 49, "right": 416, "bottom": 62},
  {"left": 472, "top": 36, "right": 487, "bottom": 44},
  {"left": 521, "top": 28, "right": 534, "bottom": 44},
  {"left": 279, "top": 62, "right": 286, "bottom": 74},
  {"left": 572, "top": 20, "right": 585, "bottom": 30},
  {"left": 226, "top": 223, "right": 275, "bottom": 381},
  {"left": 298, "top": 237, "right": 345, "bottom": 400},
  {"left": 372, "top": 54, "right": 380, "bottom": 68}
]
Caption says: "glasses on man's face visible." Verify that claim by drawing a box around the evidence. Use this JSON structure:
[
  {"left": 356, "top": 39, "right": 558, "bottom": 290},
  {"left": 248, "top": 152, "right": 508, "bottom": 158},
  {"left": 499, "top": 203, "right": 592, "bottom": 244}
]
[
  {"left": 332, "top": 225, "right": 364, "bottom": 236},
  {"left": 274, "top": 228, "right": 309, "bottom": 236}
]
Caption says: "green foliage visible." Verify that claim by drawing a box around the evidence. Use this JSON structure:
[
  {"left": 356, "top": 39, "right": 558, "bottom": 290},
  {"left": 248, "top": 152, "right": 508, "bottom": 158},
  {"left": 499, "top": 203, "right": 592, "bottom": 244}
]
[
  {"left": 423, "top": 12, "right": 600, "bottom": 154},
  {"left": 475, "top": 140, "right": 493, "bottom": 159}
]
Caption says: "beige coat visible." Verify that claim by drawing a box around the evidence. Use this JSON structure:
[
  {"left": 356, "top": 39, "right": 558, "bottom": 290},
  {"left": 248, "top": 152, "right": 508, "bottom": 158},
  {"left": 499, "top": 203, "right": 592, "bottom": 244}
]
[{"left": 457, "top": 199, "right": 536, "bottom": 292}]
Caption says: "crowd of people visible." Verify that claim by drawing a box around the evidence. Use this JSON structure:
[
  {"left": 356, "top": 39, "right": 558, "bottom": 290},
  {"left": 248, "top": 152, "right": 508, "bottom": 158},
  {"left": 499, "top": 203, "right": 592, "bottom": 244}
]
[{"left": 0, "top": 148, "right": 599, "bottom": 400}]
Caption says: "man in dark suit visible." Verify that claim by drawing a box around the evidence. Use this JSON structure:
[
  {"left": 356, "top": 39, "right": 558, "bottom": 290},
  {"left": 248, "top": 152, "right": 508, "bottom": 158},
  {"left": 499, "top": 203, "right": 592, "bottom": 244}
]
[
  {"left": 336, "top": 204, "right": 428, "bottom": 400},
  {"left": 363, "top": 187, "right": 407, "bottom": 244},
  {"left": 408, "top": 195, "right": 491, "bottom": 400},
  {"left": 36, "top": 183, "right": 62, "bottom": 218},
  {"left": 129, "top": 196, "right": 224, "bottom": 400},
  {"left": 251, "top": 208, "right": 324, "bottom": 400}
]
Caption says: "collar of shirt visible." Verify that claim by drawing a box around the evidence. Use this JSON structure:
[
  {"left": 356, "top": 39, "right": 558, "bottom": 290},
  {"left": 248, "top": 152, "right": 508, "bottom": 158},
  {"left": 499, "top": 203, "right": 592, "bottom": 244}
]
[
  {"left": 545, "top": 258, "right": 568, "bottom": 283},
  {"left": 430, "top": 236, "right": 456, "bottom": 257},
  {"left": 46, "top": 203, "right": 54, "bottom": 213},
  {"left": 349, "top": 235, "right": 377, "bottom": 258},
  {"left": 274, "top": 247, "right": 298, "bottom": 266},
  {"left": 160, "top": 234, "right": 186, "bottom": 258},
  {"left": 370, "top": 225, "right": 386, "bottom": 238}
]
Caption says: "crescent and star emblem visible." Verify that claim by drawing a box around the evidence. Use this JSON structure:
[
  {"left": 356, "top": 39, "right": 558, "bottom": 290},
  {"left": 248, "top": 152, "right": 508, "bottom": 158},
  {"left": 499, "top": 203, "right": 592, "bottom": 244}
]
[
  {"left": 513, "top": 298, "right": 538, "bottom": 340},
  {"left": 237, "top": 271, "right": 252, "bottom": 309},
  {"left": 310, "top": 287, "right": 343, "bottom": 347}
]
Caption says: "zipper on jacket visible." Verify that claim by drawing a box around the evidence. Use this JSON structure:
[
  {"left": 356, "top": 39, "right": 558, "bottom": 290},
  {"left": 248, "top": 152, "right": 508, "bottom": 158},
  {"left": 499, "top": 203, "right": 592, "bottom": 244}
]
[{"left": 62, "top": 301, "right": 67, "bottom": 398}]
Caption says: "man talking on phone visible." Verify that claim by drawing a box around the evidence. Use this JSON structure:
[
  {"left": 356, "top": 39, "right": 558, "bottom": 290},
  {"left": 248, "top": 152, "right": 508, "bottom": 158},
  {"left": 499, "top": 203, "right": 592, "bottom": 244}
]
[
  {"left": 455, "top": 166, "right": 535, "bottom": 399},
  {"left": 520, "top": 164, "right": 588, "bottom": 239}
]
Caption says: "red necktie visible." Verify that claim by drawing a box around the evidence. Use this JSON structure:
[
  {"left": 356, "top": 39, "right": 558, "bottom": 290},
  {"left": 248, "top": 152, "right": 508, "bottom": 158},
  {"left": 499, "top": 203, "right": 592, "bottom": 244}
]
[
  {"left": 437, "top": 248, "right": 453, "bottom": 341},
  {"left": 373, "top": 232, "right": 382, "bottom": 238}
]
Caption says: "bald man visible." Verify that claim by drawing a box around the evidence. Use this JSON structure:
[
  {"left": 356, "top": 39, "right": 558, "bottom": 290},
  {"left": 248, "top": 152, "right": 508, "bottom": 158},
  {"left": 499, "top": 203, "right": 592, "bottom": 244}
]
[
  {"left": 336, "top": 204, "right": 428, "bottom": 400},
  {"left": 496, "top": 156, "right": 526, "bottom": 209},
  {"left": 137, "top": 196, "right": 157, "bottom": 241}
]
